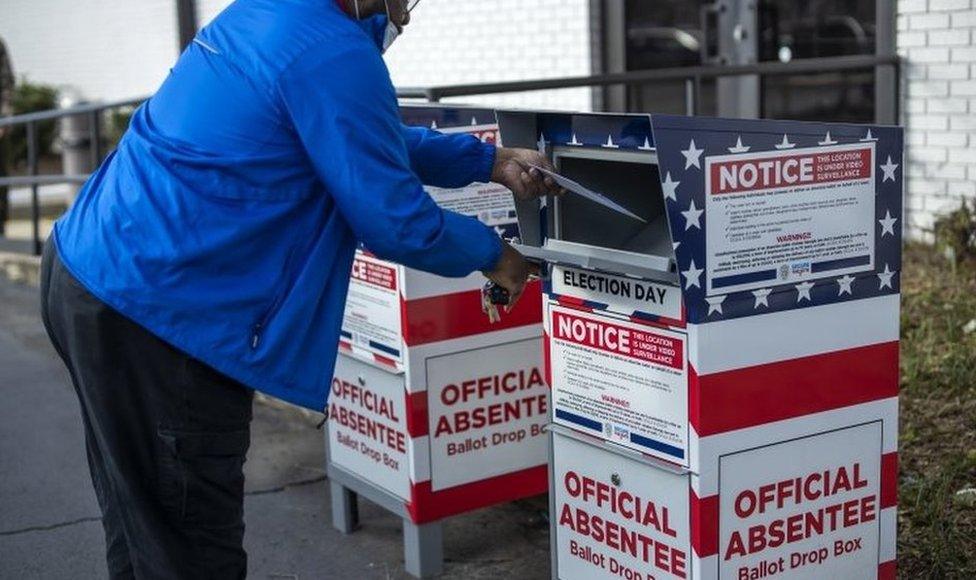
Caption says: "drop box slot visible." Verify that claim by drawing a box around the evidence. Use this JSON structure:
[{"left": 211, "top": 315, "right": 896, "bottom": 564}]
[{"left": 547, "top": 147, "right": 674, "bottom": 276}]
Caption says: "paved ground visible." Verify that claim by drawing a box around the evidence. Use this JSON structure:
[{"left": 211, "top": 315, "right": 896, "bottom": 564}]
[{"left": 0, "top": 276, "right": 550, "bottom": 579}]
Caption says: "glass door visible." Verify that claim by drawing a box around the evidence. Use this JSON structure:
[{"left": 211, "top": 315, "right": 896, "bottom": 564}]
[{"left": 611, "top": 0, "right": 879, "bottom": 122}]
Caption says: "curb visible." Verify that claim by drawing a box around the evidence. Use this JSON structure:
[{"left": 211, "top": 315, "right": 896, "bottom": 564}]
[{"left": 0, "top": 252, "right": 41, "bottom": 287}]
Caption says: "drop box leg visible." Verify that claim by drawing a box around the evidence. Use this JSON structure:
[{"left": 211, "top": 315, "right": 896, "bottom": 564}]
[
  {"left": 330, "top": 480, "right": 359, "bottom": 534},
  {"left": 403, "top": 519, "right": 443, "bottom": 578}
]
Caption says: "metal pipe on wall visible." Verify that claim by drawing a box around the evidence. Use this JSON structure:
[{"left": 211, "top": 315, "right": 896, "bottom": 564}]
[{"left": 176, "top": 0, "right": 198, "bottom": 52}]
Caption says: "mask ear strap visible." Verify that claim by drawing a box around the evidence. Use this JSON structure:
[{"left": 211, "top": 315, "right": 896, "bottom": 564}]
[{"left": 353, "top": 0, "right": 361, "bottom": 19}]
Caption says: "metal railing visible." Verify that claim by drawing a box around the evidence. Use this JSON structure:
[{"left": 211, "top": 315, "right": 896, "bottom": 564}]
[
  {"left": 0, "top": 96, "right": 147, "bottom": 254},
  {"left": 0, "top": 54, "right": 899, "bottom": 256},
  {"left": 397, "top": 54, "right": 900, "bottom": 122}
]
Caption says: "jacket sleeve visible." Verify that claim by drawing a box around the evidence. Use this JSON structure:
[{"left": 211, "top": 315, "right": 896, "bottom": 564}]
[
  {"left": 276, "top": 39, "right": 502, "bottom": 277},
  {"left": 399, "top": 124, "right": 497, "bottom": 189}
]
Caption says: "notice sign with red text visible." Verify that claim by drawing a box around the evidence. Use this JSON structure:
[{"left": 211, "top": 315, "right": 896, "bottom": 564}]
[
  {"left": 427, "top": 180, "right": 520, "bottom": 240},
  {"left": 328, "top": 356, "right": 410, "bottom": 500},
  {"left": 425, "top": 338, "right": 548, "bottom": 491},
  {"left": 553, "top": 430, "right": 691, "bottom": 580},
  {"left": 426, "top": 125, "right": 521, "bottom": 240},
  {"left": 718, "top": 422, "right": 883, "bottom": 579},
  {"left": 704, "top": 142, "right": 876, "bottom": 296},
  {"left": 548, "top": 305, "right": 688, "bottom": 464},
  {"left": 341, "top": 252, "right": 403, "bottom": 364}
]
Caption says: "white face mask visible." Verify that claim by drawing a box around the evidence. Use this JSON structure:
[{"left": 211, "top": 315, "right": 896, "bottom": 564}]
[
  {"left": 353, "top": 0, "right": 401, "bottom": 54},
  {"left": 380, "top": 4, "right": 400, "bottom": 53}
]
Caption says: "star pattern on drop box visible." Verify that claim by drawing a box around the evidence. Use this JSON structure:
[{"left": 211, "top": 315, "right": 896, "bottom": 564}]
[
  {"left": 681, "top": 139, "right": 704, "bottom": 170},
  {"left": 659, "top": 126, "right": 903, "bottom": 323},
  {"left": 681, "top": 200, "right": 704, "bottom": 231},
  {"left": 880, "top": 156, "right": 899, "bottom": 183},
  {"left": 661, "top": 172, "right": 680, "bottom": 202}
]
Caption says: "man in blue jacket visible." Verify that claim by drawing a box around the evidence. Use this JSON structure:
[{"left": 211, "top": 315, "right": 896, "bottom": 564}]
[{"left": 39, "top": 0, "right": 560, "bottom": 577}]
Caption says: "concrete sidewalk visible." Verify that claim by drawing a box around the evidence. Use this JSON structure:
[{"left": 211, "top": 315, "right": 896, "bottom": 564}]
[{"left": 0, "top": 277, "right": 550, "bottom": 579}]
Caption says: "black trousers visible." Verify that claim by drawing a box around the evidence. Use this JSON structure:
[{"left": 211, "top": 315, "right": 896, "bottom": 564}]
[{"left": 40, "top": 240, "right": 254, "bottom": 579}]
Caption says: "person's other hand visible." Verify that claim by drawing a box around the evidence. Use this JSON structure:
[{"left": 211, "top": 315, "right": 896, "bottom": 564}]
[
  {"left": 484, "top": 241, "right": 538, "bottom": 311},
  {"left": 490, "top": 147, "right": 566, "bottom": 201}
]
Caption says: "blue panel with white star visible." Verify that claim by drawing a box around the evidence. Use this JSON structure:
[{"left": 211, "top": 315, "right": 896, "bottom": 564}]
[
  {"left": 399, "top": 105, "right": 497, "bottom": 130},
  {"left": 650, "top": 114, "right": 903, "bottom": 324},
  {"left": 535, "top": 114, "right": 655, "bottom": 151}
]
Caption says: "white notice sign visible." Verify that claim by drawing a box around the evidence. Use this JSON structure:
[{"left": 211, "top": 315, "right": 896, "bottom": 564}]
[
  {"left": 719, "top": 422, "right": 883, "bottom": 579},
  {"left": 704, "top": 142, "right": 876, "bottom": 295},
  {"left": 548, "top": 304, "right": 688, "bottom": 465},
  {"left": 328, "top": 356, "right": 410, "bottom": 500},
  {"left": 428, "top": 125, "right": 520, "bottom": 239},
  {"left": 553, "top": 430, "right": 691, "bottom": 580},
  {"left": 425, "top": 338, "right": 548, "bottom": 491},
  {"left": 341, "top": 252, "right": 403, "bottom": 363}
]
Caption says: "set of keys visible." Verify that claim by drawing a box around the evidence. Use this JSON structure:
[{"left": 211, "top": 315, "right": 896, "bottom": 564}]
[
  {"left": 481, "top": 282, "right": 510, "bottom": 324},
  {"left": 481, "top": 271, "right": 542, "bottom": 323}
]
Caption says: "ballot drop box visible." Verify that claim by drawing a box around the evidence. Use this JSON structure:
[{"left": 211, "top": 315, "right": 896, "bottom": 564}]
[
  {"left": 325, "top": 105, "right": 548, "bottom": 578},
  {"left": 497, "top": 111, "right": 902, "bottom": 580}
]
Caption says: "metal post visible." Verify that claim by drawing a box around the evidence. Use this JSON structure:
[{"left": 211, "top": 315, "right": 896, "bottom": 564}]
[
  {"left": 330, "top": 481, "right": 359, "bottom": 534},
  {"left": 89, "top": 109, "right": 102, "bottom": 168},
  {"left": 631, "top": 84, "right": 644, "bottom": 112},
  {"left": 875, "top": 0, "right": 898, "bottom": 125},
  {"left": 59, "top": 93, "right": 93, "bottom": 204},
  {"left": 695, "top": 76, "right": 703, "bottom": 115},
  {"left": 176, "top": 0, "right": 198, "bottom": 52},
  {"left": 598, "top": 0, "right": 628, "bottom": 112},
  {"left": 402, "top": 519, "right": 443, "bottom": 578},
  {"left": 26, "top": 122, "right": 40, "bottom": 255},
  {"left": 684, "top": 78, "right": 696, "bottom": 116},
  {"left": 712, "top": 0, "right": 760, "bottom": 118}
]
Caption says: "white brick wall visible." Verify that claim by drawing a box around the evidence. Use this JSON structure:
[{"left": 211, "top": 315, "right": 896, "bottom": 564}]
[
  {"left": 383, "top": 0, "right": 593, "bottom": 111},
  {"left": 1, "top": 0, "right": 592, "bottom": 111},
  {"left": 0, "top": 0, "right": 179, "bottom": 102},
  {"left": 197, "top": 0, "right": 594, "bottom": 111},
  {"left": 898, "top": 0, "right": 976, "bottom": 240}
]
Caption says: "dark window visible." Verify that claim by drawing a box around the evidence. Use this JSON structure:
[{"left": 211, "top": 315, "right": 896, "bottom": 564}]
[
  {"left": 618, "top": 0, "right": 877, "bottom": 122},
  {"left": 760, "top": 0, "right": 876, "bottom": 122}
]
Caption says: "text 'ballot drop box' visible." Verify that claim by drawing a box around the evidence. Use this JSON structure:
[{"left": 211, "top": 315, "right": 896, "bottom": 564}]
[
  {"left": 497, "top": 110, "right": 902, "bottom": 580},
  {"left": 325, "top": 105, "right": 548, "bottom": 579}
]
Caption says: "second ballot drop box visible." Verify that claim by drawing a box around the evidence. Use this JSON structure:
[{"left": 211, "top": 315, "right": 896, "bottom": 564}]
[
  {"left": 325, "top": 105, "right": 548, "bottom": 578},
  {"left": 497, "top": 111, "right": 903, "bottom": 580}
]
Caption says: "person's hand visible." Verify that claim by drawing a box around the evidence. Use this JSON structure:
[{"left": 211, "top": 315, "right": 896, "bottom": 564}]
[
  {"left": 490, "top": 147, "right": 566, "bottom": 201},
  {"left": 484, "top": 241, "right": 538, "bottom": 312}
]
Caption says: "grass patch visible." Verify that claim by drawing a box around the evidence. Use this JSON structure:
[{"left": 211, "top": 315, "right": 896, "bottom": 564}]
[{"left": 898, "top": 243, "right": 976, "bottom": 578}]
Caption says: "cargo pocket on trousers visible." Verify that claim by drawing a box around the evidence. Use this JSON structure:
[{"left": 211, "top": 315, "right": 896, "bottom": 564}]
[{"left": 157, "top": 427, "right": 251, "bottom": 528}]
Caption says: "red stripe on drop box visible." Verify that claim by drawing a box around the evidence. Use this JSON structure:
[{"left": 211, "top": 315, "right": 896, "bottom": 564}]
[
  {"left": 555, "top": 294, "right": 590, "bottom": 310},
  {"left": 373, "top": 353, "right": 398, "bottom": 368},
  {"left": 878, "top": 559, "right": 896, "bottom": 580},
  {"left": 403, "top": 280, "right": 542, "bottom": 346},
  {"left": 405, "top": 391, "right": 429, "bottom": 438},
  {"left": 543, "top": 330, "right": 552, "bottom": 388},
  {"left": 689, "top": 341, "right": 899, "bottom": 436},
  {"left": 406, "top": 464, "right": 548, "bottom": 524},
  {"left": 691, "top": 490, "right": 719, "bottom": 557},
  {"left": 881, "top": 452, "right": 898, "bottom": 509}
]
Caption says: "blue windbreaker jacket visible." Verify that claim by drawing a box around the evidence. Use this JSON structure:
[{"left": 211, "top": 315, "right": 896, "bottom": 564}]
[{"left": 53, "top": 0, "right": 502, "bottom": 410}]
